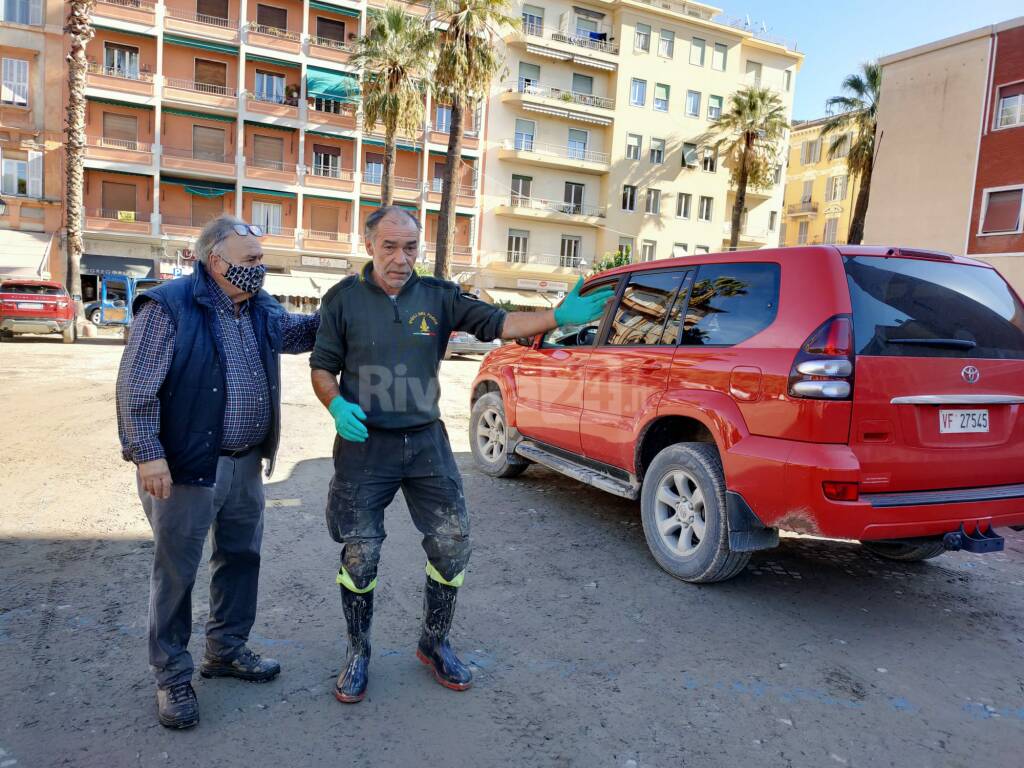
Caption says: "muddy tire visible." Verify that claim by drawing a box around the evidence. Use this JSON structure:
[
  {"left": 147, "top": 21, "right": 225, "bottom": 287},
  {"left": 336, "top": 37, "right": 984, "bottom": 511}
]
[
  {"left": 861, "top": 540, "right": 946, "bottom": 562},
  {"left": 640, "top": 443, "right": 750, "bottom": 584},
  {"left": 469, "top": 392, "right": 528, "bottom": 478}
]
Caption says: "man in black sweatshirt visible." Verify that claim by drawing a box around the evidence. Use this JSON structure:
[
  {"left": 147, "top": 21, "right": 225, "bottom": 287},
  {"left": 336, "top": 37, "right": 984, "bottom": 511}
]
[{"left": 310, "top": 205, "right": 612, "bottom": 703}]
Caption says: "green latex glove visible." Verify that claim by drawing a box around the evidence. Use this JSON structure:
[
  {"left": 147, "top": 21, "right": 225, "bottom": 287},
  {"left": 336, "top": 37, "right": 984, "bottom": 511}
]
[
  {"left": 553, "top": 276, "right": 616, "bottom": 326},
  {"left": 328, "top": 395, "right": 368, "bottom": 443}
]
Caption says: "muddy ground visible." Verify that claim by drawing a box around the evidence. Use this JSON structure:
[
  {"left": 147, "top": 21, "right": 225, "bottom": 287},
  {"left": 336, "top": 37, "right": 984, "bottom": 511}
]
[{"left": 0, "top": 336, "right": 1022, "bottom": 768}]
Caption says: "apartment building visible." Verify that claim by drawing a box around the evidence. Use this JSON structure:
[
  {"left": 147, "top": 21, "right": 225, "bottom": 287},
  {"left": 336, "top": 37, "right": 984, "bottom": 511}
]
[
  {"left": 476, "top": 0, "right": 801, "bottom": 306},
  {"left": 779, "top": 116, "right": 862, "bottom": 247},
  {"left": 0, "top": 0, "right": 65, "bottom": 282},
  {"left": 865, "top": 16, "right": 1024, "bottom": 290},
  {"left": 83, "top": 0, "right": 482, "bottom": 306}
]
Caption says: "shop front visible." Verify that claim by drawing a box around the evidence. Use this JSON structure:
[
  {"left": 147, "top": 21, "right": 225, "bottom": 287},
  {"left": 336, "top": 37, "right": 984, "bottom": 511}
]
[{"left": 80, "top": 254, "right": 156, "bottom": 303}]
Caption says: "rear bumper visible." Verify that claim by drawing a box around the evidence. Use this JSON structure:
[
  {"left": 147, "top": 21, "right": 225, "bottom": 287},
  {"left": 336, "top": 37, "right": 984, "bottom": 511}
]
[
  {"left": 1, "top": 317, "right": 71, "bottom": 334},
  {"left": 725, "top": 436, "right": 1024, "bottom": 541}
]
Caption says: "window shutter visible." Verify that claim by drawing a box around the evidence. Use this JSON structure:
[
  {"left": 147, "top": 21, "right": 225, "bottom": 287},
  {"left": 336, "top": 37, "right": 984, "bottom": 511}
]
[
  {"left": 313, "top": 143, "right": 340, "bottom": 157},
  {"left": 198, "top": 0, "right": 229, "bottom": 19},
  {"left": 29, "top": 0, "right": 42, "bottom": 25},
  {"left": 253, "top": 134, "right": 283, "bottom": 166},
  {"left": 310, "top": 205, "right": 338, "bottom": 233},
  {"left": 102, "top": 181, "right": 137, "bottom": 213},
  {"left": 256, "top": 4, "right": 287, "bottom": 28},
  {"left": 317, "top": 17, "right": 345, "bottom": 42},
  {"left": 1, "top": 59, "right": 13, "bottom": 103},
  {"left": 194, "top": 59, "right": 228, "bottom": 87},
  {"left": 102, "top": 112, "right": 138, "bottom": 143},
  {"left": 193, "top": 125, "right": 226, "bottom": 161},
  {"left": 27, "top": 149, "right": 42, "bottom": 198},
  {"left": 191, "top": 195, "right": 223, "bottom": 226},
  {"left": 982, "top": 189, "right": 1023, "bottom": 233}
]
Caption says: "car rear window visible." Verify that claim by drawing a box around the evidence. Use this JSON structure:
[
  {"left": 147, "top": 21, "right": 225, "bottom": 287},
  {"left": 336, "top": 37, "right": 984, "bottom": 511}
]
[
  {"left": 844, "top": 256, "right": 1024, "bottom": 359},
  {"left": 1, "top": 283, "right": 61, "bottom": 295},
  {"left": 681, "top": 263, "right": 781, "bottom": 346}
]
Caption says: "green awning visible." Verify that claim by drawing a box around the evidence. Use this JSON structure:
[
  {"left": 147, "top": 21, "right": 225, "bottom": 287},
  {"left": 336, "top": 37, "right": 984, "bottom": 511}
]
[
  {"left": 247, "top": 54, "right": 301, "bottom": 69},
  {"left": 363, "top": 137, "right": 420, "bottom": 152},
  {"left": 161, "top": 177, "right": 236, "bottom": 196},
  {"left": 163, "top": 107, "right": 235, "bottom": 123},
  {"left": 310, "top": 0, "right": 361, "bottom": 16},
  {"left": 243, "top": 186, "right": 297, "bottom": 199},
  {"left": 88, "top": 96, "right": 154, "bottom": 110},
  {"left": 360, "top": 199, "right": 417, "bottom": 212},
  {"left": 243, "top": 120, "right": 297, "bottom": 133},
  {"left": 306, "top": 67, "right": 360, "bottom": 104},
  {"left": 164, "top": 34, "right": 238, "bottom": 55},
  {"left": 305, "top": 194, "right": 353, "bottom": 202},
  {"left": 93, "top": 24, "right": 156, "bottom": 38},
  {"left": 307, "top": 129, "right": 355, "bottom": 140}
]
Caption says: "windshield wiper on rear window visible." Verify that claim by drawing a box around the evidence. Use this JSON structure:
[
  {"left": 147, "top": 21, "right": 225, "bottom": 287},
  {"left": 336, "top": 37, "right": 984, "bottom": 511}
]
[{"left": 885, "top": 338, "right": 977, "bottom": 350}]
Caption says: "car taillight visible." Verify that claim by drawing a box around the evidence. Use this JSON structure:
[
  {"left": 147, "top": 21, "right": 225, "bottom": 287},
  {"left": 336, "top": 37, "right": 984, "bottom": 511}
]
[
  {"left": 823, "top": 481, "right": 859, "bottom": 501},
  {"left": 57, "top": 301, "right": 68, "bottom": 308},
  {"left": 788, "top": 315, "right": 854, "bottom": 400}
]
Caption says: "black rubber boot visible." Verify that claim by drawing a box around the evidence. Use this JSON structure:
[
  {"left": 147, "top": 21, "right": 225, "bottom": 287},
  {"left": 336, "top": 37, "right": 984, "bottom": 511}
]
[
  {"left": 334, "top": 586, "right": 372, "bottom": 703},
  {"left": 416, "top": 577, "right": 473, "bottom": 691}
]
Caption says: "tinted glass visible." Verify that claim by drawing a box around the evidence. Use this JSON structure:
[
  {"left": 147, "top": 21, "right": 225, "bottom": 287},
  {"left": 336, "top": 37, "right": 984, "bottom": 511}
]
[
  {"left": 845, "top": 256, "right": 1024, "bottom": 359},
  {"left": 1, "top": 283, "right": 61, "bottom": 295},
  {"left": 682, "top": 263, "right": 780, "bottom": 345},
  {"left": 606, "top": 270, "right": 685, "bottom": 346},
  {"left": 543, "top": 280, "right": 619, "bottom": 348}
]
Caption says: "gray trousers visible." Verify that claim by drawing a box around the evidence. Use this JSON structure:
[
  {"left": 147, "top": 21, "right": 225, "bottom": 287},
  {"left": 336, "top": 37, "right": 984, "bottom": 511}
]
[{"left": 139, "top": 451, "right": 265, "bottom": 688}]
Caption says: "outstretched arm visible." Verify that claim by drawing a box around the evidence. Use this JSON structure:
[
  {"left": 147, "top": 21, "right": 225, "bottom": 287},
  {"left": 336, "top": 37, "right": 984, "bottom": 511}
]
[{"left": 499, "top": 277, "right": 615, "bottom": 339}]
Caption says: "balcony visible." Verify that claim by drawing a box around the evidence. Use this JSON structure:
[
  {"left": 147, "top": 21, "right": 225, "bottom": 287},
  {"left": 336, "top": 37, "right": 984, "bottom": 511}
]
[
  {"left": 247, "top": 23, "right": 302, "bottom": 54},
  {"left": 247, "top": 92, "right": 300, "bottom": 120},
  {"left": 501, "top": 81, "right": 614, "bottom": 125},
  {"left": 425, "top": 243, "right": 473, "bottom": 266},
  {"left": 497, "top": 138, "right": 609, "bottom": 175},
  {"left": 302, "top": 230, "right": 352, "bottom": 253},
  {"left": 367, "top": 0, "right": 430, "bottom": 17},
  {"left": 304, "top": 164, "right": 356, "bottom": 194},
  {"left": 261, "top": 226, "right": 297, "bottom": 249},
  {"left": 487, "top": 251, "right": 579, "bottom": 269},
  {"left": 245, "top": 157, "right": 298, "bottom": 184},
  {"left": 787, "top": 201, "right": 819, "bottom": 216},
  {"left": 506, "top": 22, "right": 619, "bottom": 70},
  {"left": 95, "top": 0, "right": 156, "bottom": 26},
  {"left": 84, "top": 208, "right": 151, "bottom": 235},
  {"left": 425, "top": 179, "right": 477, "bottom": 207},
  {"left": 164, "top": 7, "right": 239, "bottom": 42},
  {"left": 162, "top": 215, "right": 211, "bottom": 238},
  {"left": 308, "top": 36, "right": 356, "bottom": 66},
  {"left": 85, "top": 137, "right": 154, "bottom": 166},
  {"left": 495, "top": 196, "right": 605, "bottom": 226},
  {"left": 307, "top": 100, "right": 358, "bottom": 132},
  {"left": 161, "top": 145, "right": 237, "bottom": 178},
  {"left": 721, "top": 222, "right": 771, "bottom": 244},
  {"left": 163, "top": 78, "right": 238, "bottom": 112},
  {"left": 86, "top": 63, "right": 155, "bottom": 98},
  {"left": 360, "top": 175, "right": 422, "bottom": 202}
]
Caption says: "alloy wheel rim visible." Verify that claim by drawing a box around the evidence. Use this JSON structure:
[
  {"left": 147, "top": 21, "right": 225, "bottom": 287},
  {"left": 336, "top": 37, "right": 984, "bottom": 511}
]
[
  {"left": 654, "top": 469, "right": 707, "bottom": 556},
  {"left": 476, "top": 407, "right": 506, "bottom": 462}
]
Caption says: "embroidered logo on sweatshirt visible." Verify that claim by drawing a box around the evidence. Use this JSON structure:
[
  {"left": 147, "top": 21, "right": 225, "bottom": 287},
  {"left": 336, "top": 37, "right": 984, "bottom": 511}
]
[{"left": 408, "top": 311, "right": 439, "bottom": 336}]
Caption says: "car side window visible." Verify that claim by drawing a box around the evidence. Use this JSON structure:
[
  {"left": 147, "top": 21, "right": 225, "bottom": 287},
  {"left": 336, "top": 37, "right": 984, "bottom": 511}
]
[
  {"left": 681, "top": 263, "right": 780, "bottom": 346},
  {"left": 542, "top": 279, "right": 620, "bottom": 348},
  {"left": 604, "top": 269, "right": 688, "bottom": 346}
]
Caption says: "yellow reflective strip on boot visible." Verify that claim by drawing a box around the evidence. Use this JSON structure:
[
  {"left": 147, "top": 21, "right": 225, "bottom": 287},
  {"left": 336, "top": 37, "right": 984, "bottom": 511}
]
[
  {"left": 425, "top": 561, "right": 464, "bottom": 588},
  {"left": 336, "top": 567, "right": 376, "bottom": 594}
]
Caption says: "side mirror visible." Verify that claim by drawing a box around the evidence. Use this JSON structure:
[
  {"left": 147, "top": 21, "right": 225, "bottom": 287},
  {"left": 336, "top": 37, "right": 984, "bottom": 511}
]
[
  {"left": 515, "top": 336, "right": 534, "bottom": 347},
  {"left": 113, "top": 300, "right": 126, "bottom": 308}
]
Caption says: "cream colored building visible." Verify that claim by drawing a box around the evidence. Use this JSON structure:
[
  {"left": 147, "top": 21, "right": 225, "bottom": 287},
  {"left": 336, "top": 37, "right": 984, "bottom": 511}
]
[{"left": 475, "top": 0, "right": 802, "bottom": 306}]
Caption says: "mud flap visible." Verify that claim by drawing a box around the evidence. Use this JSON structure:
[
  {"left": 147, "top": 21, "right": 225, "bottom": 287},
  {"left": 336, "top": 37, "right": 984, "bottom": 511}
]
[{"left": 726, "top": 491, "right": 779, "bottom": 552}]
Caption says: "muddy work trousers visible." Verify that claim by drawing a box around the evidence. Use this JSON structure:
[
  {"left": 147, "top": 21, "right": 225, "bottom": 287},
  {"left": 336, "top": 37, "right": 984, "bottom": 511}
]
[{"left": 326, "top": 420, "right": 470, "bottom": 591}]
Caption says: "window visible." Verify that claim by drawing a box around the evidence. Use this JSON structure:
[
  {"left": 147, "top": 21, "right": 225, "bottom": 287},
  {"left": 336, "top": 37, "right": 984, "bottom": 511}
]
[
  {"left": 682, "top": 142, "right": 698, "bottom": 167},
  {"left": 658, "top": 29, "right": 675, "bottom": 58},
  {"left": 823, "top": 217, "right": 839, "bottom": 244},
  {"left": 831, "top": 132, "right": 851, "bottom": 159},
  {"left": 826, "top": 175, "right": 848, "bottom": 202},
  {"left": 797, "top": 220, "right": 809, "bottom": 244},
  {"left": 198, "top": 0, "right": 229, "bottom": 20},
  {"left": 435, "top": 104, "right": 452, "bottom": 133},
  {"left": 567, "top": 129, "right": 588, "bottom": 160},
  {"left": 193, "top": 195, "right": 224, "bottom": 227},
  {"left": 769, "top": 211, "right": 778, "bottom": 231},
  {"left": 1, "top": 0, "right": 43, "bottom": 25},
  {"left": 431, "top": 161, "right": 445, "bottom": 192},
  {"left": 573, "top": 8, "right": 602, "bottom": 39},
  {"left": 364, "top": 152, "right": 383, "bottom": 184},
  {"left": 510, "top": 174, "right": 532, "bottom": 201},
  {"left": 521, "top": 4, "right": 543, "bottom": 36},
  {"left": 626, "top": 133, "right": 642, "bottom": 160},
  {"left": 654, "top": 83, "right": 669, "bottom": 112},
  {"left": 622, "top": 184, "right": 637, "bottom": 212},
  {"left": 514, "top": 118, "right": 534, "bottom": 151},
  {"left": 313, "top": 144, "right": 342, "bottom": 177},
  {"left": 640, "top": 240, "right": 656, "bottom": 262},
  {"left": 981, "top": 188, "right": 1023, "bottom": 234},
  {"left": 316, "top": 16, "right": 345, "bottom": 43},
  {"left": 256, "top": 3, "right": 287, "bottom": 29},
  {"left": 507, "top": 229, "right": 529, "bottom": 263},
  {"left": 617, "top": 237, "right": 634, "bottom": 258},
  {"left": 564, "top": 182, "right": 584, "bottom": 214},
  {"left": 701, "top": 148, "right": 717, "bottom": 173},
  {"left": 101, "top": 181, "right": 136, "bottom": 215},
  {"left": 194, "top": 59, "right": 227, "bottom": 90},
  {"left": 801, "top": 179, "right": 813, "bottom": 203},
  {"left": 686, "top": 90, "right": 701, "bottom": 117},
  {"left": 783, "top": 69, "right": 792, "bottom": 92},
  {"left": 800, "top": 137, "right": 821, "bottom": 164},
  {"left": 634, "top": 23, "right": 651, "bottom": 52},
  {"left": 773, "top": 164, "right": 783, "bottom": 185},
  {"left": 104, "top": 43, "right": 139, "bottom": 78},
  {"left": 254, "top": 70, "right": 285, "bottom": 102},
  {"left": 102, "top": 112, "right": 137, "bottom": 148},
  {"left": 778, "top": 222, "right": 787, "bottom": 244},
  {"left": 310, "top": 204, "right": 339, "bottom": 235},
  {"left": 682, "top": 263, "right": 781, "bottom": 346},
  {"left": 690, "top": 37, "right": 706, "bottom": 66},
  {"left": 630, "top": 78, "right": 647, "bottom": 106},
  {"left": 676, "top": 193, "right": 692, "bottom": 219},
  {"left": 560, "top": 235, "right": 581, "bottom": 268},
  {"left": 252, "top": 134, "right": 283, "bottom": 169},
  {"left": 645, "top": 188, "right": 661, "bottom": 214},
  {"left": 698, "top": 195, "right": 713, "bottom": 221},
  {"left": 672, "top": 243, "right": 688, "bottom": 257},
  {"left": 571, "top": 73, "right": 593, "bottom": 95},
  {"left": 193, "top": 125, "right": 225, "bottom": 161},
  {"left": 649, "top": 138, "right": 665, "bottom": 164},
  {"left": 745, "top": 60, "right": 762, "bottom": 87},
  {"left": 712, "top": 43, "right": 727, "bottom": 71},
  {"left": 996, "top": 85, "right": 1024, "bottom": 129},
  {"left": 252, "top": 199, "right": 283, "bottom": 235},
  {"left": 606, "top": 270, "right": 686, "bottom": 346},
  {"left": 0, "top": 58, "right": 27, "bottom": 105},
  {"left": 518, "top": 62, "right": 540, "bottom": 91},
  {"left": 708, "top": 94, "right": 723, "bottom": 120}
]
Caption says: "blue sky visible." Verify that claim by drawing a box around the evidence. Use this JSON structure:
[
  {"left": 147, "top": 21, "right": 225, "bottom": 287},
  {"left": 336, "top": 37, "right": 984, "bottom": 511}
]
[{"left": 720, "top": 0, "right": 1023, "bottom": 120}]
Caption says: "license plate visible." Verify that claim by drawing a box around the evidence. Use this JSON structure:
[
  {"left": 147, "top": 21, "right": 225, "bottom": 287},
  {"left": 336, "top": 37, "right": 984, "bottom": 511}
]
[
  {"left": 939, "top": 409, "right": 989, "bottom": 434},
  {"left": 17, "top": 302, "right": 43, "bottom": 310}
]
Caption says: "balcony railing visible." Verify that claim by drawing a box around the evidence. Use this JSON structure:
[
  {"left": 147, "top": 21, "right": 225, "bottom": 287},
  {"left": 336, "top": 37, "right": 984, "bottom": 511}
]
[
  {"left": 89, "top": 137, "right": 152, "bottom": 152},
  {"left": 505, "top": 251, "right": 579, "bottom": 268},
  {"left": 247, "top": 157, "right": 295, "bottom": 172},
  {"left": 163, "top": 145, "right": 234, "bottom": 164},
  {"left": 99, "top": 0, "right": 156, "bottom": 11},
  {"left": 787, "top": 201, "right": 819, "bottom": 214},
  {"left": 163, "top": 215, "right": 225, "bottom": 228},
  {"left": 88, "top": 208, "right": 151, "bottom": 223},
  {"left": 507, "top": 196, "right": 605, "bottom": 218},
  {"left": 425, "top": 244, "right": 473, "bottom": 257},
  {"left": 309, "top": 99, "right": 358, "bottom": 118},
  {"left": 631, "top": 0, "right": 715, "bottom": 21},
  {"left": 394, "top": 176, "right": 422, "bottom": 191},
  {"left": 311, "top": 36, "right": 354, "bottom": 52},
  {"left": 500, "top": 138, "right": 609, "bottom": 165},
  {"left": 249, "top": 23, "right": 301, "bottom": 42},
  {"left": 165, "top": 77, "right": 237, "bottom": 98},
  {"left": 720, "top": 16, "right": 799, "bottom": 51},
  {"left": 722, "top": 223, "right": 770, "bottom": 239},
  {"left": 308, "top": 164, "right": 354, "bottom": 181},
  {"left": 165, "top": 7, "right": 234, "bottom": 27},
  {"left": 250, "top": 92, "right": 299, "bottom": 107},
  {"left": 508, "top": 80, "right": 614, "bottom": 110},
  {"left": 304, "top": 229, "right": 351, "bottom": 243},
  {"left": 261, "top": 226, "right": 296, "bottom": 238},
  {"left": 521, "top": 22, "right": 619, "bottom": 55},
  {"left": 87, "top": 63, "right": 154, "bottom": 82},
  {"left": 428, "top": 178, "right": 476, "bottom": 197}
]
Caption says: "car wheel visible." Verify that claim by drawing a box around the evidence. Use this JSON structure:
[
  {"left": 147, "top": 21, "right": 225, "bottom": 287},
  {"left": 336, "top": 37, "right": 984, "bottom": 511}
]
[
  {"left": 640, "top": 443, "right": 750, "bottom": 584},
  {"left": 89, "top": 309, "right": 103, "bottom": 325},
  {"left": 62, "top": 323, "right": 77, "bottom": 344},
  {"left": 469, "top": 392, "right": 528, "bottom": 478},
  {"left": 861, "top": 540, "right": 946, "bottom": 562}
]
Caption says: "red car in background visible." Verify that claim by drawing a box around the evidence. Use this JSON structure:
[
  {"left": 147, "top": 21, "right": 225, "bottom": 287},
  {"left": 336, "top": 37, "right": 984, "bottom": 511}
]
[
  {"left": 0, "top": 279, "right": 76, "bottom": 343},
  {"left": 469, "top": 246, "right": 1024, "bottom": 583}
]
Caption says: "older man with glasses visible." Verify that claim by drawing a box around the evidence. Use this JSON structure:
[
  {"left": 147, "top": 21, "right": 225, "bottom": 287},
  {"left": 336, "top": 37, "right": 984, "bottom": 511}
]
[{"left": 115, "top": 215, "right": 320, "bottom": 729}]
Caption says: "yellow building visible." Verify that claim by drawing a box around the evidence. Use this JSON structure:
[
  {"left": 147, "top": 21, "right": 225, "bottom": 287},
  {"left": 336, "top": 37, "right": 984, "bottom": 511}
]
[{"left": 780, "top": 115, "right": 863, "bottom": 247}]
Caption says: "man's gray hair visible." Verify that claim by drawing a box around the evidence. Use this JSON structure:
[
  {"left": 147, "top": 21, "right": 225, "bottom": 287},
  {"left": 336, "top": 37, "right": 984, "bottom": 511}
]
[
  {"left": 195, "top": 215, "right": 248, "bottom": 264},
  {"left": 363, "top": 205, "right": 420, "bottom": 242}
]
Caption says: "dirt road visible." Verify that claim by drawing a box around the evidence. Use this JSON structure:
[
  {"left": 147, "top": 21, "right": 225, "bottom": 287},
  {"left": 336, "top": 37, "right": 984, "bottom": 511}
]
[{"left": 1, "top": 337, "right": 1022, "bottom": 768}]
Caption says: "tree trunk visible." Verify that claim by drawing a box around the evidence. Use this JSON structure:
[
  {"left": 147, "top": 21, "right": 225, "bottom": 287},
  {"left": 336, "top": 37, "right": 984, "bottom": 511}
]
[
  {"left": 381, "top": 127, "right": 396, "bottom": 206},
  {"left": 434, "top": 93, "right": 463, "bottom": 280},
  {"left": 65, "top": 2, "right": 94, "bottom": 324},
  {"left": 729, "top": 136, "right": 751, "bottom": 251},
  {"left": 847, "top": 154, "right": 873, "bottom": 245}
]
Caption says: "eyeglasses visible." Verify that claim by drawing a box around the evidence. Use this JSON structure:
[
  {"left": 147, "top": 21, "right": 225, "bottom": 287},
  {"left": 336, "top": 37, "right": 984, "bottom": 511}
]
[{"left": 232, "top": 223, "right": 264, "bottom": 238}]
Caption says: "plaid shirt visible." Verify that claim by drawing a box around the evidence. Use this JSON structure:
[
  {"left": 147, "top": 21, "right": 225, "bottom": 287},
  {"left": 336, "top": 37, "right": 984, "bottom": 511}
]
[{"left": 116, "top": 274, "right": 319, "bottom": 464}]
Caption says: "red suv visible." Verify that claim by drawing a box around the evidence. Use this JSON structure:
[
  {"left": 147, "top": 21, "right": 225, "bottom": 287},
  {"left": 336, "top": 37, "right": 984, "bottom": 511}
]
[
  {"left": 469, "top": 246, "right": 1024, "bottom": 583},
  {"left": 0, "top": 279, "right": 76, "bottom": 343}
]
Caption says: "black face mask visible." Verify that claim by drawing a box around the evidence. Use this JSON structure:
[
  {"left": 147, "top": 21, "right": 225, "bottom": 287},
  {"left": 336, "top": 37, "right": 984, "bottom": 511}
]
[{"left": 219, "top": 260, "right": 267, "bottom": 294}]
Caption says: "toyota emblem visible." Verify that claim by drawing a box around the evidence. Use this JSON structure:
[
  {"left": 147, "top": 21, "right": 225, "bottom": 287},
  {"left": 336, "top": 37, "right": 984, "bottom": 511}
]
[{"left": 962, "top": 365, "right": 980, "bottom": 384}]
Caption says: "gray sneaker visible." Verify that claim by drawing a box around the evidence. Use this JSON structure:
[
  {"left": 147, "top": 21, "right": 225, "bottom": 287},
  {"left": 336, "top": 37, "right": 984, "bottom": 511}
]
[
  {"left": 157, "top": 682, "right": 199, "bottom": 729},
  {"left": 199, "top": 647, "right": 280, "bottom": 683}
]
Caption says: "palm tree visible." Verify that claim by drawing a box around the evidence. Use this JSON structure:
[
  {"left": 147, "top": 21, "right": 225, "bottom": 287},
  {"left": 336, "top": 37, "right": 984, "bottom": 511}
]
[
  {"left": 65, "top": 1, "right": 95, "bottom": 333},
  {"left": 821, "top": 62, "right": 880, "bottom": 245},
  {"left": 430, "top": 0, "right": 516, "bottom": 279},
  {"left": 702, "top": 86, "right": 789, "bottom": 251},
  {"left": 351, "top": 5, "right": 433, "bottom": 206}
]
